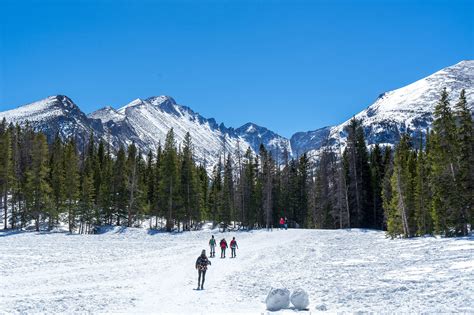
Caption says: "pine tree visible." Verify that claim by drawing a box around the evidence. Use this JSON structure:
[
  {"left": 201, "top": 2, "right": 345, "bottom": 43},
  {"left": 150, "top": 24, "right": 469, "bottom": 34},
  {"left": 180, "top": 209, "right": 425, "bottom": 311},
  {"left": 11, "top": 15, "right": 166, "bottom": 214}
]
[
  {"left": 0, "top": 119, "right": 13, "bottom": 229},
  {"left": 386, "top": 134, "right": 415, "bottom": 238},
  {"left": 430, "top": 88, "right": 459, "bottom": 236},
  {"left": 312, "top": 149, "right": 332, "bottom": 228},
  {"left": 151, "top": 144, "right": 164, "bottom": 228},
  {"left": 9, "top": 123, "right": 21, "bottom": 229},
  {"left": 94, "top": 140, "right": 106, "bottom": 225},
  {"left": 99, "top": 143, "right": 113, "bottom": 225},
  {"left": 370, "top": 144, "right": 384, "bottom": 229},
  {"left": 63, "top": 139, "right": 80, "bottom": 233},
  {"left": 126, "top": 143, "right": 140, "bottom": 227},
  {"left": 49, "top": 135, "right": 65, "bottom": 230},
  {"left": 344, "top": 118, "right": 372, "bottom": 228},
  {"left": 24, "top": 133, "right": 52, "bottom": 231},
  {"left": 180, "top": 132, "right": 199, "bottom": 230},
  {"left": 297, "top": 153, "right": 310, "bottom": 227},
  {"left": 209, "top": 158, "right": 223, "bottom": 225},
  {"left": 78, "top": 137, "right": 95, "bottom": 234},
  {"left": 241, "top": 147, "right": 256, "bottom": 229},
  {"left": 220, "top": 154, "right": 234, "bottom": 231},
  {"left": 454, "top": 89, "right": 473, "bottom": 235},
  {"left": 159, "top": 129, "right": 180, "bottom": 232},
  {"left": 414, "top": 132, "right": 432, "bottom": 235},
  {"left": 112, "top": 146, "right": 128, "bottom": 225},
  {"left": 259, "top": 145, "right": 274, "bottom": 229},
  {"left": 145, "top": 150, "right": 155, "bottom": 220},
  {"left": 286, "top": 159, "right": 299, "bottom": 226},
  {"left": 197, "top": 165, "right": 209, "bottom": 222}
]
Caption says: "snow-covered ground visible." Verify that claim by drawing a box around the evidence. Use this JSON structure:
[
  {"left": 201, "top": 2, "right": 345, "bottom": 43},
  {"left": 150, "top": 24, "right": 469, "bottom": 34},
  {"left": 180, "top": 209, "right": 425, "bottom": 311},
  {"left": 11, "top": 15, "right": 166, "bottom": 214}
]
[{"left": 0, "top": 228, "right": 472, "bottom": 314}]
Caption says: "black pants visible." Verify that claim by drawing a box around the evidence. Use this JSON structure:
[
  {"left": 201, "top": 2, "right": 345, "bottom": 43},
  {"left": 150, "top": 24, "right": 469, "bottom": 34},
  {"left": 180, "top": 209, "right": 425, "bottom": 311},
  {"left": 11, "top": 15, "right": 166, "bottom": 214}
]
[
  {"left": 198, "top": 269, "right": 206, "bottom": 288},
  {"left": 221, "top": 248, "right": 226, "bottom": 258},
  {"left": 231, "top": 247, "right": 236, "bottom": 258}
]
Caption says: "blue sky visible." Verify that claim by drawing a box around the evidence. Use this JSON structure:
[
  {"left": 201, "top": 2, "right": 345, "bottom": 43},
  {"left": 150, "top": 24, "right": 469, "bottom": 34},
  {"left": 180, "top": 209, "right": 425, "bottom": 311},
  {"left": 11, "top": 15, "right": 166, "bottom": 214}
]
[{"left": 0, "top": 0, "right": 472, "bottom": 137}]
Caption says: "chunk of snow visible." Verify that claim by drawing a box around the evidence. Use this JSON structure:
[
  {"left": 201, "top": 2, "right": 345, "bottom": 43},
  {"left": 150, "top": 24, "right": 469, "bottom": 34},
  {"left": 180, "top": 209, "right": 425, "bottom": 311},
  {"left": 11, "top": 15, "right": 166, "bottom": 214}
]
[
  {"left": 291, "top": 288, "right": 310, "bottom": 310},
  {"left": 316, "top": 303, "right": 328, "bottom": 311},
  {"left": 265, "top": 288, "right": 290, "bottom": 311}
]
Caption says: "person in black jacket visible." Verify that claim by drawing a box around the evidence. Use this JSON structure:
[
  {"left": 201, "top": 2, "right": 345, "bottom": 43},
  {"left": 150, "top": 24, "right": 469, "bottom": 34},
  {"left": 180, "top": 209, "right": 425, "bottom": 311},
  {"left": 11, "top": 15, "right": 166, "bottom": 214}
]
[{"left": 195, "top": 249, "right": 211, "bottom": 290}]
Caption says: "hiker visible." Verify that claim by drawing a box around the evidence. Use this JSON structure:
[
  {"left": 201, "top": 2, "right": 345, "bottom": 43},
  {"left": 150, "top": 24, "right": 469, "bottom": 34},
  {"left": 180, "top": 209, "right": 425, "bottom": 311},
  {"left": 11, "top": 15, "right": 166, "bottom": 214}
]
[
  {"left": 209, "top": 235, "right": 216, "bottom": 257},
  {"left": 279, "top": 217, "right": 285, "bottom": 230},
  {"left": 284, "top": 217, "right": 288, "bottom": 230},
  {"left": 230, "top": 237, "right": 239, "bottom": 258},
  {"left": 195, "top": 249, "right": 211, "bottom": 290},
  {"left": 220, "top": 238, "right": 228, "bottom": 258}
]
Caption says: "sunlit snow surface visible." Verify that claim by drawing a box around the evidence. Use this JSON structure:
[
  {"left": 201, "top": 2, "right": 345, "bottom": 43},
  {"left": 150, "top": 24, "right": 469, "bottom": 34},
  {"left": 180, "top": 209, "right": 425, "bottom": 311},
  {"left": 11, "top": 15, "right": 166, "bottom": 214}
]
[{"left": 0, "top": 228, "right": 472, "bottom": 314}]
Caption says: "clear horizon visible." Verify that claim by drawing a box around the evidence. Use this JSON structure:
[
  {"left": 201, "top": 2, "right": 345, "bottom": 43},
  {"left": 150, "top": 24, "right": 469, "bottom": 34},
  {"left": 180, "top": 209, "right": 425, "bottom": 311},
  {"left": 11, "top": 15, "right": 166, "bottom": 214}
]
[{"left": 1, "top": 0, "right": 473, "bottom": 137}]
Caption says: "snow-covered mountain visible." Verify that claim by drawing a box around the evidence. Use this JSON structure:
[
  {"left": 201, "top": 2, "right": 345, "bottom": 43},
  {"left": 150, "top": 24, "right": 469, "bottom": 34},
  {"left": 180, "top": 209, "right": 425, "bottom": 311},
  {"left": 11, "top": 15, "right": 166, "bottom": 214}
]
[
  {"left": 1, "top": 60, "right": 472, "bottom": 166},
  {"left": 299, "top": 60, "right": 474, "bottom": 158},
  {"left": 235, "top": 122, "right": 292, "bottom": 162},
  {"left": 290, "top": 126, "right": 332, "bottom": 157},
  {"left": 0, "top": 95, "right": 106, "bottom": 148},
  {"left": 1, "top": 93, "right": 292, "bottom": 169},
  {"left": 91, "top": 96, "right": 253, "bottom": 167}
]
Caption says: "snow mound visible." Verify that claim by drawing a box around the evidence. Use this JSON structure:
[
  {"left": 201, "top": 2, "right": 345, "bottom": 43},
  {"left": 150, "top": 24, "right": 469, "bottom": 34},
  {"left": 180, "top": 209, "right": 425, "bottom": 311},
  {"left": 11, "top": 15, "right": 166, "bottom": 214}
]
[
  {"left": 290, "top": 288, "right": 310, "bottom": 310},
  {"left": 265, "top": 288, "right": 290, "bottom": 311},
  {"left": 316, "top": 303, "right": 328, "bottom": 311}
]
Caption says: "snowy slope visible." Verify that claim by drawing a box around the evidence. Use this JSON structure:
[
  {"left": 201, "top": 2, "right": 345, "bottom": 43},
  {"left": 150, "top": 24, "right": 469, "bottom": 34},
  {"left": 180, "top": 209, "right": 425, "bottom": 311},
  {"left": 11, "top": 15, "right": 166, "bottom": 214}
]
[
  {"left": 0, "top": 228, "right": 472, "bottom": 313},
  {"left": 0, "top": 95, "right": 106, "bottom": 147},
  {"left": 307, "top": 60, "right": 474, "bottom": 155},
  {"left": 92, "top": 96, "right": 258, "bottom": 167},
  {"left": 235, "top": 122, "right": 293, "bottom": 161},
  {"left": 290, "top": 126, "right": 332, "bottom": 157}
]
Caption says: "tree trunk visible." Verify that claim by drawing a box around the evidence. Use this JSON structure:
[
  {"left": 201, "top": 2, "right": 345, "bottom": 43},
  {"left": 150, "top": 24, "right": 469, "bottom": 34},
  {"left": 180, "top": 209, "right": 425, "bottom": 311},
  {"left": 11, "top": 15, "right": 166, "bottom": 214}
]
[
  {"left": 396, "top": 169, "right": 410, "bottom": 237},
  {"left": 167, "top": 180, "right": 173, "bottom": 232},
  {"left": 2, "top": 190, "right": 6, "bottom": 230}
]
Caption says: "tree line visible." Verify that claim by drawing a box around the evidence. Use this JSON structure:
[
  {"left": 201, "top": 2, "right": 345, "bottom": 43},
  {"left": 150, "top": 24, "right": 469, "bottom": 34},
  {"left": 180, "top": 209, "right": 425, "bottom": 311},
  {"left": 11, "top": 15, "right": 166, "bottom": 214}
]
[
  {"left": 384, "top": 89, "right": 473, "bottom": 237},
  {"left": 0, "top": 88, "right": 472, "bottom": 236}
]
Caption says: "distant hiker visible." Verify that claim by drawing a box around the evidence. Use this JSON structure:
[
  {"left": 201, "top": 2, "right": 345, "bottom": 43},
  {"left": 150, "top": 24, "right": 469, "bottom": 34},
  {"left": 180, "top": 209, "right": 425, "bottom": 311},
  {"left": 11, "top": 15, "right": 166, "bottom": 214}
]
[
  {"left": 230, "top": 237, "right": 239, "bottom": 258},
  {"left": 279, "top": 217, "right": 285, "bottom": 230},
  {"left": 284, "top": 217, "right": 288, "bottom": 230},
  {"left": 209, "top": 235, "right": 216, "bottom": 258},
  {"left": 195, "top": 249, "right": 211, "bottom": 290},
  {"left": 220, "top": 238, "right": 228, "bottom": 258}
]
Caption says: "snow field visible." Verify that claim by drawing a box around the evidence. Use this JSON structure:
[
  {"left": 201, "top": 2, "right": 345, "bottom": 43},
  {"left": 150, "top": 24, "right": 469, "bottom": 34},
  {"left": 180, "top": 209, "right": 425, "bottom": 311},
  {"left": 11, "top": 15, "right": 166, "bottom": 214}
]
[{"left": 0, "top": 228, "right": 473, "bottom": 314}]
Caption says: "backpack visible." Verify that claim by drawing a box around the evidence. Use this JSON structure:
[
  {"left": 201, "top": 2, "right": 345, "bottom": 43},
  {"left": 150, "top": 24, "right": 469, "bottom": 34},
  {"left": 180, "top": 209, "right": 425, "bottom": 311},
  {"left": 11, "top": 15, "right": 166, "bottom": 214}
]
[
  {"left": 196, "top": 256, "right": 209, "bottom": 271},
  {"left": 230, "top": 240, "right": 237, "bottom": 248}
]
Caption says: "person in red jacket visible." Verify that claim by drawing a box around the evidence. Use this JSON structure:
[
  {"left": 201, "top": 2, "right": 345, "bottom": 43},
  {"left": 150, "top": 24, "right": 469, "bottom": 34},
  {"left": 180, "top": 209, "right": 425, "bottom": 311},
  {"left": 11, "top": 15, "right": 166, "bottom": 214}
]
[
  {"left": 220, "top": 238, "right": 228, "bottom": 258},
  {"left": 279, "top": 217, "right": 285, "bottom": 230},
  {"left": 230, "top": 237, "right": 239, "bottom": 258}
]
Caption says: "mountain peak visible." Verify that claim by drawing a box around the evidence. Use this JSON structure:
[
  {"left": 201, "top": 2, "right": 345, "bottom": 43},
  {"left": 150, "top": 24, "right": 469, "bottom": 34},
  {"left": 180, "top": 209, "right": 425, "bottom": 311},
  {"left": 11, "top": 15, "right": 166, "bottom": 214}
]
[
  {"left": 0, "top": 94, "right": 81, "bottom": 123},
  {"left": 237, "top": 122, "right": 268, "bottom": 134},
  {"left": 145, "top": 95, "right": 176, "bottom": 106},
  {"left": 89, "top": 106, "right": 125, "bottom": 123}
]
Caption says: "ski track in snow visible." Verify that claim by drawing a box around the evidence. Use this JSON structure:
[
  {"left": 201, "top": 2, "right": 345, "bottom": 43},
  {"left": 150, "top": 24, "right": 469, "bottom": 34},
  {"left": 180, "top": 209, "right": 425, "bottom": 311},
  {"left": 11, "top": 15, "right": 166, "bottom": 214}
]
[{"left": 0, "top": 228, "right": 473, "bottom": 314}]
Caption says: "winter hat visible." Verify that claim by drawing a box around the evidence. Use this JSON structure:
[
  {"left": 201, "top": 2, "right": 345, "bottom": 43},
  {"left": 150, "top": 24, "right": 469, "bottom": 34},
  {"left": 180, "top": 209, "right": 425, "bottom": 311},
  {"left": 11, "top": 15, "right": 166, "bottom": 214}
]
[{"left": 201, "top": 249, "right": 206, "bottom": 255}]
